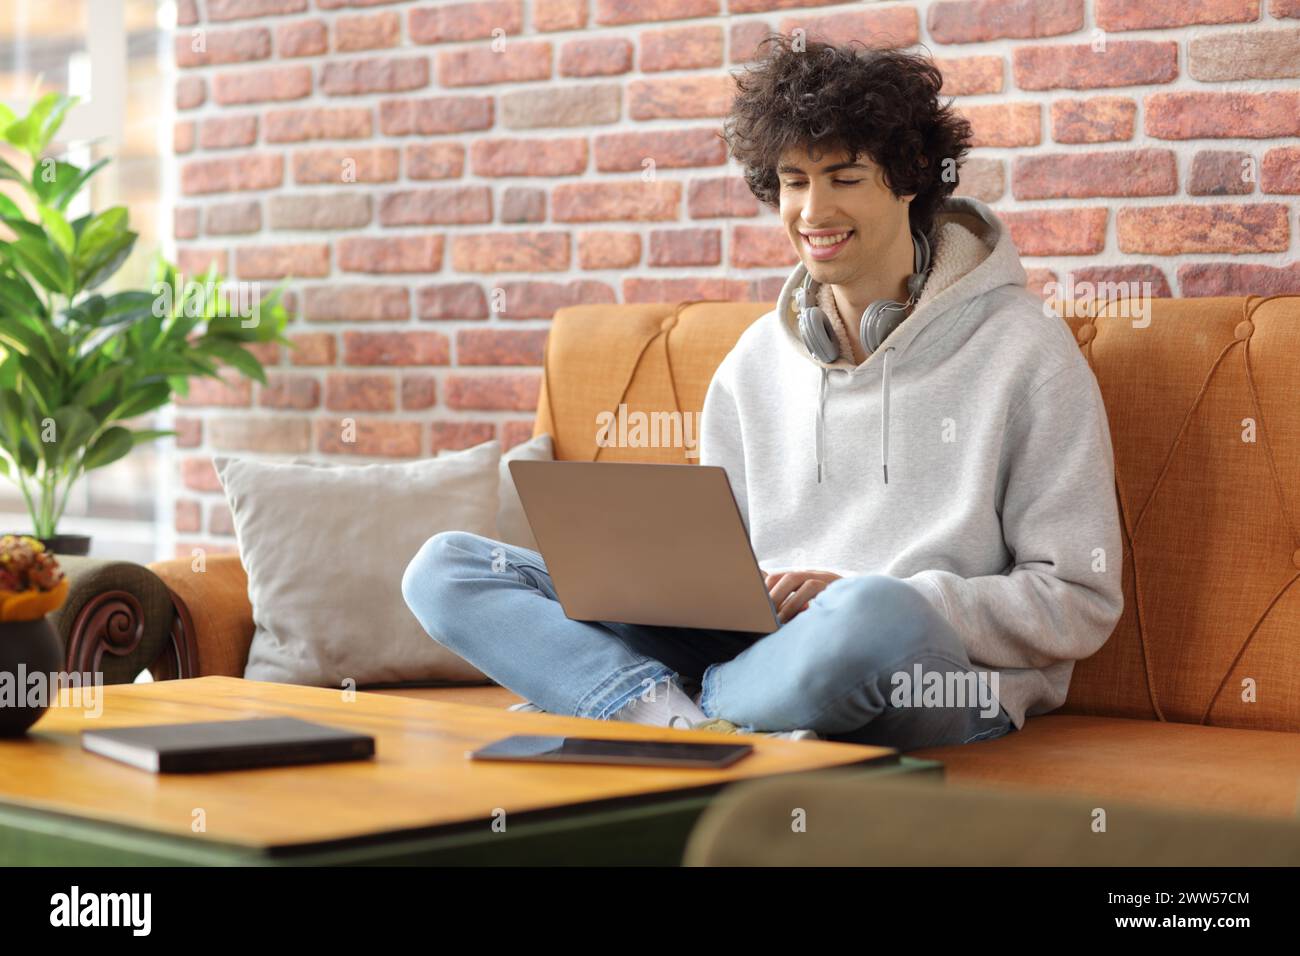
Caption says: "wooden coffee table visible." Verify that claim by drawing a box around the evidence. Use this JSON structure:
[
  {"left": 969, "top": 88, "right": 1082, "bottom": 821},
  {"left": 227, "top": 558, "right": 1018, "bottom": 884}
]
[{"left": 0, "top": 676, "right": 941, "bottom": 865}]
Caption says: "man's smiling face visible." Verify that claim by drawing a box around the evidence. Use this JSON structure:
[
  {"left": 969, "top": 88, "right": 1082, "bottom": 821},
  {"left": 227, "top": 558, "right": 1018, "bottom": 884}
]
[{"left": 777, "top": 142, "right": 914, "bottom": 288}]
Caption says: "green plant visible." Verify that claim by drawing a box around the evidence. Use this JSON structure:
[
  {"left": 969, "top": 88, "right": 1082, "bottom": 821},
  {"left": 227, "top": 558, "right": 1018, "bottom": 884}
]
[{"left": 0, "top": 93, "right": 288, "bottom": 538}]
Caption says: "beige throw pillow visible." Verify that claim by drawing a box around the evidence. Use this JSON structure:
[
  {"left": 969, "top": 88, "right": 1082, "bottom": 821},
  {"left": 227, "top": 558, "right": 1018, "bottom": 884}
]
[
  {"left": 498, "top": 433, "right": 553, "bottom": 551},
  {"left": 214, "top": 439, "right": 501, "bottom": 688}
]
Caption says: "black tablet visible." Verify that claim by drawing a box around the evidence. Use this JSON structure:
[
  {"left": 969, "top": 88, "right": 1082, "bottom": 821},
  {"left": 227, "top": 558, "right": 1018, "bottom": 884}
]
[{"left": 469, "top": 734, "right": 753, "bottom": 769}]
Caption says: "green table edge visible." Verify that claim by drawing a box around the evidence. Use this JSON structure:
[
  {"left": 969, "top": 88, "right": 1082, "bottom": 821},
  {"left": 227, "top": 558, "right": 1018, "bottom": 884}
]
[{"left": 0, "top": 756, "right": 943, "bottom": 866}]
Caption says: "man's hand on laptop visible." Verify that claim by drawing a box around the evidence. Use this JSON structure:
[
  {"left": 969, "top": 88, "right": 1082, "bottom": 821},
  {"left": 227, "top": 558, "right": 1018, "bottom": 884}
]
[{"left": 763, "top": 570, "right": 842, "bottom": 624}]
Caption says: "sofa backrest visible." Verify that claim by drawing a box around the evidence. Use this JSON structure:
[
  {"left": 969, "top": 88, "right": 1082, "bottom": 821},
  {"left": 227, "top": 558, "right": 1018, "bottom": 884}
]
[{"left": 535, "top": 295, "right": 1300, "bottom": 732}]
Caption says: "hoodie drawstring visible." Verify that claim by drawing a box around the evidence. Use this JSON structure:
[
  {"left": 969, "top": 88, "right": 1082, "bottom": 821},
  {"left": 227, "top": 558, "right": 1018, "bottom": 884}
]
[
  {"left": 881, "top": 346, "right": 894, "bottom": 484},
  {"left": 814, "top": 345, "right": 895, "bottom": 486},
  {"left": 815, "top": 366, "right": 828, "bottom": 483}
]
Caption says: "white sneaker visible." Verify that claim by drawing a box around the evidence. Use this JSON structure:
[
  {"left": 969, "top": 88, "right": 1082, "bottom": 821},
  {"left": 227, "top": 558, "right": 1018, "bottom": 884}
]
[
  {"left": 669, "top": 715, "right": 820, "bottom": 740},
  {"left": 770, "top": 728, "right": 821, "bottom": 741},
  {"left": 506, "top": 701, "right": 546, "bottom": 713}
]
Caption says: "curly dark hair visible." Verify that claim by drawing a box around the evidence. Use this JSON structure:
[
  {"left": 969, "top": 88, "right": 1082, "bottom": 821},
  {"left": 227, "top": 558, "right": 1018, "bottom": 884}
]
[{"left": 721, "top": 34, "right": 973, "bottom": 240}]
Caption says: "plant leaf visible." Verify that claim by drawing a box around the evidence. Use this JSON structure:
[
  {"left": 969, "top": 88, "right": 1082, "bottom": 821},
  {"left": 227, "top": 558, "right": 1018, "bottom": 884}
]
[
  {"left": 6, "top": 92, "right": 77, "bottom": 159},
  {"left": 0, "top": 317, "right": 55, "bottom": 372},
  {"left": 78, "top": 230, "right": 136, "bottom": 291},
  {"left": 38, "top": 94, "right": 77, "bottom": 153},
  {"left": 66, "top": 290, "right": 154, "bottom": 331},
  {"left": 1, "top": 216, "right": 72, "bottom": 294},
  {"left": 71, "top": 365, "right": 125, "bottom": 407},
  {"left": 199, "top": 338, "right": 267, "bottom": 384},
  {"left": 15, "top": 354, "right": 56, "bottom": 415},
  {"left": 42, "top": 404, "right": 95, "bottom": 469},
  {"left": 81, "top": 425, "right": 133, "bottom": 471},
  {"left": 99, "top": 289, "right": 156, "bottom": 326},
  {"left": 0, "top": 191, "right": 24, "bottom": 221},
  {"left": 0, "top": 390, "right": 24, "bottom": 446},
  {"left": 0, "top": 271, "right": 46, "bottom": 318},
  {"left": 0, "top": 155, "right": 27, "bottom": 185},
  {"left": 129, "top": 428, "right": 175, "bottom": 445},
  {"left": 73, "top": 205, "right": 128, "bottom": 258},
  {"left": 33, "top": 156, "right": 106, "bottom": 211},
  {"left": 104, "top": 381, "right": 171, "bottom": 423},
  {"left": 37, "top": 202, "right": 74, "bottom": 257}
]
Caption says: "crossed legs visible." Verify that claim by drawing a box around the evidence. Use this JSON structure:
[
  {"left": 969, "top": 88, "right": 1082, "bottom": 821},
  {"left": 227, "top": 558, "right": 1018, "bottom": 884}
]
[{"left": 402, "top": 531, "right": 1013, "bottom": 750}]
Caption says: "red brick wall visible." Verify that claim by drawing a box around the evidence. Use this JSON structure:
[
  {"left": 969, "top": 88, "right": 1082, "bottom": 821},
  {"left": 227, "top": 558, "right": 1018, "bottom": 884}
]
[{"left": 169, "top": 0, "right": 1300, "bottom": 554}]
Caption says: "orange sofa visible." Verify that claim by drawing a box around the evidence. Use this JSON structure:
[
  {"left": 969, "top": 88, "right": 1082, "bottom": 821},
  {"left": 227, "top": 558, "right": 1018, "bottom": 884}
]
[{"left": 149, "top": 293, "right": 1300, "bottom": 820}]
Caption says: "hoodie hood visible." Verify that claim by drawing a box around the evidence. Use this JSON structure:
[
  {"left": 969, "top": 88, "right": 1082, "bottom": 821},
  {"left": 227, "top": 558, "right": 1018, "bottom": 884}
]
[{"left": 773, "top": 196, "right": 1029, "bottom": 484}]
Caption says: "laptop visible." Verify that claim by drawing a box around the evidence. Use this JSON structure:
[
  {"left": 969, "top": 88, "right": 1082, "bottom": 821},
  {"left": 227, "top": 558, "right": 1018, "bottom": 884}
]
[{"left": 507, "top": 460, "right": 780, "bottom": 634}]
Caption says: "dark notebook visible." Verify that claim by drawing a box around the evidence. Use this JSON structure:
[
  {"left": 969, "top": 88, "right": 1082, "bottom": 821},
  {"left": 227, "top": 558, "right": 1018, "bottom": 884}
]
[{"left": 81, "top": 717, "right": 376, "bottom": 773}]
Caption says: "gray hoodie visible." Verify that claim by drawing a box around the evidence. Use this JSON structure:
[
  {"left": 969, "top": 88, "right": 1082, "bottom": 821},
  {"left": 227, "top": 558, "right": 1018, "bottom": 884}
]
[{"left": 699, "top": 196, "right": 1124, "bottom": 729}]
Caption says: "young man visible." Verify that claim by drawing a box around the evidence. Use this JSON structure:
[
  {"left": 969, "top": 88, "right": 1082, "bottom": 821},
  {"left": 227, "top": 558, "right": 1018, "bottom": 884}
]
[{"left": 402, "top": 37, "right": 1123, "bottom": 750}]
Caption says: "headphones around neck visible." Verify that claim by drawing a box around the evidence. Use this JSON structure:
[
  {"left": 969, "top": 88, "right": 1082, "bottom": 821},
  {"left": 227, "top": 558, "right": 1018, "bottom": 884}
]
[{"left": 795, "top": 228, "right": 932, "bottom": 363}]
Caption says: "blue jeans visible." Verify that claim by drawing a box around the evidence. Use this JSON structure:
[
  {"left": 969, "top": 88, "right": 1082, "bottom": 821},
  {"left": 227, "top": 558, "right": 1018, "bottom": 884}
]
[{"left": 401, "top": 531, "right": 1015, "bottom": 751}]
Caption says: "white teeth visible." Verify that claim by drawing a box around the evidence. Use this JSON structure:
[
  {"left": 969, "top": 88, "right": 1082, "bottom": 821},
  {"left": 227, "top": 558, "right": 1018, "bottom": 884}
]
[{"left": 805, "top": 231, "right": 852, "bottom": 247}]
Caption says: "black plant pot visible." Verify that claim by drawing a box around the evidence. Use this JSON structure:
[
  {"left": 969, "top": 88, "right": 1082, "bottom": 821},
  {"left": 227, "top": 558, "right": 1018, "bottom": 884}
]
[
  {"left": 0, "top": 616, "right": 63, "bottom": 736},
  {"left": 1, "top": 533, "right": 91, "bottom": 556}
]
